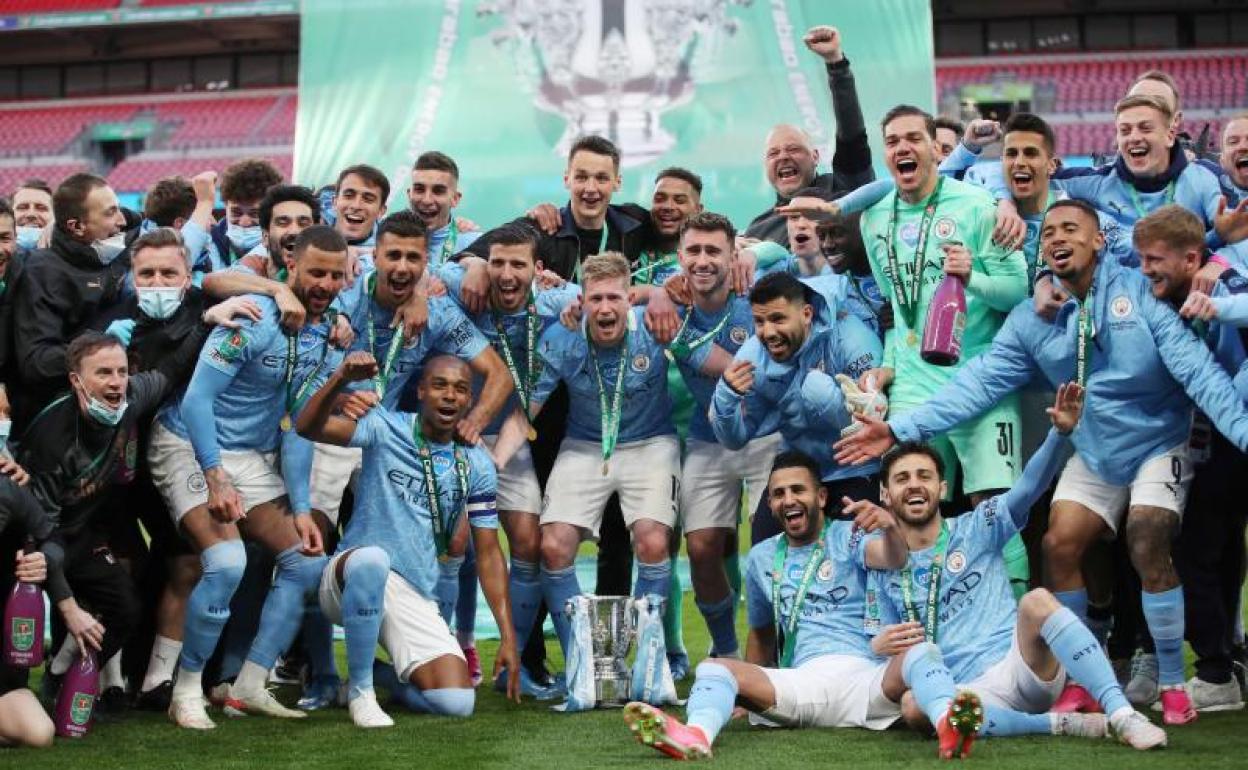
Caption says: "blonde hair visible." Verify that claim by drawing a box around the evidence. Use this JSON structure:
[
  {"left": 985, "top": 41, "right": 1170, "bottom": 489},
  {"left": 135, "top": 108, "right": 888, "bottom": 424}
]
[
  {"left": 1114, "top": 94, "right": 1174, "bottom": 125},
  {"left": 580, "top": 251, "right": 631, "bottom": 288},
  {"left": 1131, "top": 69, "right": 1181, "bottom": 113},
  {"left": 1133, "top": 204, "right": 1205, "bottom": 253}
]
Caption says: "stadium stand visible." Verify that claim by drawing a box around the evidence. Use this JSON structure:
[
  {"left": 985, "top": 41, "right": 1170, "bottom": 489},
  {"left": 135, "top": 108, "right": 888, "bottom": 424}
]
[
  {"left": 107, "top": 151, "right": 292, "bottom": 191},
  {"left": 0, "top": 104, "right": 139, "bottom": 157},
  {"left": 0, "top": 1, "right": 119, "bottom": 11}
]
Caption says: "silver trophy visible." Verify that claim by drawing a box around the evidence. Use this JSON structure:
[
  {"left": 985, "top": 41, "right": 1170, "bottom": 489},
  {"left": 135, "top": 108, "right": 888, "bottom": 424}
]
[
  {"left": 587, "top": 595, "right": 636, "bottom": 706},
  {"left": 479, "top": 0, "right": 751, "bottom": 168}
]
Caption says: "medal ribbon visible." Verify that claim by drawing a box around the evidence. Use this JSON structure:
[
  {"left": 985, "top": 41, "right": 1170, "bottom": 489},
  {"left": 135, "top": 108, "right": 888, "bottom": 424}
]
[
  {"left": 885, "top": 177, "right": 945, "bottom": 333},
  {"left": 365, "top": 274, "right": 406, "bottom": 400},
  {"left": 411, "top": 415, "right": 469, "bottom": 558},
  {"left": 283, "top": 311, "right": 336, "bottom": 419},
  {"left": 575, "top": 225, "right": 611, "bottom": 284},
  {"left": 771, "top": 524, "right": 828, "bottom": 668},
  {"left": 668, "top": 299, "right": 732, "bottom": 361},
  {"left": 1127, "top": 180, "right": 1176, "bottom": 220},
  {"left": 587, "top": 325, "right": 628, "bottom": 467},
  {"left": 899, "top": 522, "right": 949, "bottom": 643},
  {"left": 632, "top": 250, "right": 677, "bottom": 286},
  {"left": 1075, "top": 281, "right": 1096, "bottom": 389},
  {"left": 438, "top": 217, "right": 459, "bottom": 267},
  {"left": 492, "top": 290, "right": 538, "bottom": 416}
]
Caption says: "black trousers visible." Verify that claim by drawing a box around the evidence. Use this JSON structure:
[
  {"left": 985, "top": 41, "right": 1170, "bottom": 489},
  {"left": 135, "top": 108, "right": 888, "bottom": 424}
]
[
  {"left": 58, "top": 530, "right": 143, "bottom": 665},
  {"left": 1174, "top": 435, "right": 1248, "bottom": 683}
]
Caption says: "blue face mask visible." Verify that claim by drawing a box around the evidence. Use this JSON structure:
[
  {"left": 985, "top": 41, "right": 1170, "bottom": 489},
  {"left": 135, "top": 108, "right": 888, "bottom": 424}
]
[
  {"left": 15, "top": 226, "right": 40, "bottom": 250},
  {"left": 137, "top": 285, "right": 184, "bottom": 320},
  {"left": 226, "top": 222, "right": 262, "bottom": 254},
  {"left": 85, "top": 393, "right": 127, "bottom": 427},
  {"left": 0, "top": 419, "right": 10, "bottom": 451}
]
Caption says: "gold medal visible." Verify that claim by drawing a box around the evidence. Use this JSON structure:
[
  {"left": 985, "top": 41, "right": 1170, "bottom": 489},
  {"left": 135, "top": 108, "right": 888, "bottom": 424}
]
[
  {"left": 526, "top": 426, "right": 538, "bottom": 441},
  {"left": 907, "top": 330, "right": 918, "bottom": 347},
  {"left": 602, "top": 461, "right": 609, "bottom": 476},
  {"left": 280, "top": 413, "right": 293, "bottom": 432}
]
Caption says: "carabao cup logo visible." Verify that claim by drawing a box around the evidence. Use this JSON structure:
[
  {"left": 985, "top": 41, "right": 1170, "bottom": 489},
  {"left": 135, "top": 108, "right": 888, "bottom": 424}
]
[
  {"left": 71, "top": 693, "right": 95, "bottom": 726},
  {"left": 481, "top": 0, "right": 742, "bottom": 167},
  {"left": 10, "top": 617, "right": 34, "bottom": 652}
]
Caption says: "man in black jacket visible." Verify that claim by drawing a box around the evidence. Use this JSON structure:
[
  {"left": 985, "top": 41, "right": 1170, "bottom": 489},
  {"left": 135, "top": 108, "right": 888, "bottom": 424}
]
[
  {"left": 744, "top": 25, "right": 874, "bottom": 246},
  {"left": 11, "top": 173, "right": 130, "bottom": 430}
]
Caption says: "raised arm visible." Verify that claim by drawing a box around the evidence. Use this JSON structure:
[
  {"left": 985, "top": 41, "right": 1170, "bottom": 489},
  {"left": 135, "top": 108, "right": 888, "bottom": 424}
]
[{"left": 295, "top": 352, "right": 380, "bottom": 447}]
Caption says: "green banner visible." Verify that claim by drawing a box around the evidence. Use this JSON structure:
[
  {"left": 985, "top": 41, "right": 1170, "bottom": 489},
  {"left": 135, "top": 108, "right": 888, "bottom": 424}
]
[
  {"left": 296, "top": 0, "right": 934, "bottom": 228},
  {"left": 5, "top": 2, "right": 297, "bottom": 31}
]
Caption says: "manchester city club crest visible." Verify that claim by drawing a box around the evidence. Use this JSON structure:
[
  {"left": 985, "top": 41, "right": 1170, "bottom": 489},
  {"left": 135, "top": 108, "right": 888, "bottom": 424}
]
[
  {"left": 946, "top": 550, "right": 967, "bottom": 574},
  {"left": 934, "top": 217, "right": 957, "bottom": 240},
  {"left": 729, "top": 325, "right": 748, "bottom": 345},
  {"left": 816, "top": 558, "right": 834, "bottom": 582},
  {"left": 1111, "top": 295, "right": 1133, "bottom": 318},
  {"left": 187, "top": 471, "right": 207, "bottom": 494},
  {"left": 631, "top": 353, "right": 650, "bottom": 372}
]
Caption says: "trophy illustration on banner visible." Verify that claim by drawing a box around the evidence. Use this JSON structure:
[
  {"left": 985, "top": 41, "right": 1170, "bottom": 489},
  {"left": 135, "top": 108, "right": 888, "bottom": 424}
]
[{"left": 479, "top": 0, "right": 751, "bottom": 167}]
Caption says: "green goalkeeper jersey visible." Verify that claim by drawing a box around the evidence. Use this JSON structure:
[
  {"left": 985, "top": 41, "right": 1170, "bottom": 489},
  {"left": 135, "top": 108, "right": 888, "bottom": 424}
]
[{"left": 860, "top": 177, "right": 1028, "bottom": 408}]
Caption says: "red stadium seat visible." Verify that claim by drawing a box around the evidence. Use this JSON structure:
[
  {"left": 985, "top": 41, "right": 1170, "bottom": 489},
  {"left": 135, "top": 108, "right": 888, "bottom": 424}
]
[
  {"left": 107, "top": 152, "right": 293, "bottom": 192},
  {"left": 0, "top": 1, "right": 118, "bottom": 11}
]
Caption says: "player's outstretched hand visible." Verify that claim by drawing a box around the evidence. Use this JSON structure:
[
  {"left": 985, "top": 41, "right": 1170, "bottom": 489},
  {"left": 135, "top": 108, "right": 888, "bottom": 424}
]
[
  {"left": 1032, "top": 277, "right": 1066, "bottom": 321},
  {"left": 1179, "top": 290, "right": 1219, "bottom": 321},
  {"left": 559, "top": 296, "right": 583, "bottom": 331},
  {"left": 495, "top": 637, "right": 522, "bottom": 704},
  {"left": 843, "top": 497, "right": 897, "bottom": 533},
  {"left": 833, "top": 414, "right": 894, "bottom": 465},
  {"left": 803, "top": 25, "right": 843, "bottom": 64},
  {"left": 274, "top": 284, "right": 307, "bottom": 333},
  {"left": 1191, "top": 260, "right": 1224, "bottom": 295},
  {"left": 1046, "top": 382, "right": 1084, "bottom": 435},
  {"left": 992, "top": 198, "right": 1026, "bottom": 250},
  {"left": 0, "top": 456, "right": 29, "bottom": 486},
  {"left": 871, "top": 622, "right": 924, "bottom": 657},
  {"left": 293, "top": 513, "right": 324, "bottom": 556},
  {"left": 203, "top": 296, "right": 263, "bottom": 329},
  {"left": 339, "top": 351, "right": 379, "bottom": 383},
  {"left": 525, "top": 203, "right": 562, "bottom": 235},
  {"left": 340, "top": 391, "right": 379, "bottom": 420},
  {"left": 1213, "top": 195, "right": 1248, "bottom": 246},
  {"left": 644, "top": 290, "right": 680, "bottom": 344},
  {"left": 205, "top": 467, "right": 245, "bottom": 523},
  {"left": 662, "top": 273, "right": 692, "bottom": 307},
  {"left": 722, "top": 360, "right": 755, "bottom": 395}
]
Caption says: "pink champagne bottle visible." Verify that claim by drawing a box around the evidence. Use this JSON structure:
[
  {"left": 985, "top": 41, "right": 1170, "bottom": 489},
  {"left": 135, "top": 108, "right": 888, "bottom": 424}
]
[
  {"left": 3, "top": 539, "right": 45, "bottom": 667},
  {"left": 921, "top": 272, "right": 967, "bottom": 366},
  {"left": 54, "top": 649, "right": 99, "bottom": 739}
]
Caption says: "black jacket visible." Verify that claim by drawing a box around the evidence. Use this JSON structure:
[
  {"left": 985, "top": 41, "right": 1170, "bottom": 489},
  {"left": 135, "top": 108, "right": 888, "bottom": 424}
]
[
  {"left": 11, "top": 228, "right": 132, "bottom": 427},
  {"left": 463, "top": 203, "right": 647, "bottom": 281},
  {"left": 744, "top": 58, "right": 875, "bottom": 246},
  {"left": 0, "top": 474, "right": 69, "bottom": 603}
]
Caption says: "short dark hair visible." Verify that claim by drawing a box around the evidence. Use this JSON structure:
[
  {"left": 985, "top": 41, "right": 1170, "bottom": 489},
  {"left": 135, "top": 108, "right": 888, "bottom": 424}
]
[
  {"left": 376, "top": 209, "right": 428, "bottom": 243},
  {"left": 67, "top": 330, "right": 123, "bottom": 373},
  {"left": 259, "top": 184, "right": 321, "bottom": 232},
  {"left": 881, "top": 105, "right": 937, "bottom": 139},
  {"left": 1003, "top": 112, "right": 1057, "bottom": 155},
  {"left": 131, "top": 226, "right": 187, "bottom": 264},
  {"left": 881, "top": 441, "right": 945, "bottom": 481},
  {"left": 1042, "top": 198, "right": 1100, "bottom": 229},
  {"left": 14, "top": 179, "right": 52, "bottom": 199},
  {"left": 414, "top": 151, "right": 460, "bottom": 181},
  {"left": 488, "top": 222, "right": 539, "bottom": 261},
  {"left": 292, "top": 224, "right": 348, "bottom": 260},
  {"left": 656, "top": 166, "right": 702, "bottom": 195},
  {"left": 336, "top": 163, "right": 390, "bottom": 202},
  {"left": 0, "top": 199, "right": 13, "bottom": 227},
  {"left": 567, "top": 135, "right": 621, "bottom": 171},
  {"left": 220, "top": 158, "right": 283, "bottom": 205},
  {"left": 53, "top": 173, "right": 109, "bottom": 231},
  {"left": 681, "top": 210, "right": 735, "bottom": 244},
  {"left": 768, "top": 450, "right": 823, "bottom": 488},
  {"left": 749, "top": 271, "right": 807, "bottom": 306},
  {"left": 933, "top": 117, "right": 964, "bottom": 138},
  {"left": 143, "top": 176, "right": 197, "bottom": 226}
]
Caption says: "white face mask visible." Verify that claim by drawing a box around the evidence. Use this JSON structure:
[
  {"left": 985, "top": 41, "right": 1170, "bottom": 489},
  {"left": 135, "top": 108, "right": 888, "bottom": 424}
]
[
  {"left": 136, "top": 285, "right": 185, "bottom": 320},
  {"left": 0, "top": 419, "right": 10, "bottom": 451},
  {"left": 92, "top": 233, "right": 126, "bottom": 265},
  {"left": 15, "top": 226, "right": 40, "bottom": 250},
  {"left": 227, "top": 223, "right": 262, "bottom": 253}
]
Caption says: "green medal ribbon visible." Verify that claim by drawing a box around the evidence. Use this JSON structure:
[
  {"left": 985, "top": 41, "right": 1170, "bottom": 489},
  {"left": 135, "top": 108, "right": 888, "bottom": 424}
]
[
  {"left": 411, "top": 415, "right": 469, "bottom": 559},
  {"left": 0, "top": 278, "right": 7, "bottom": 299},
  {"left": 587, "top": 324, "right": 628, "bottom": 474},
  {"left": 899, "top": 522, "right": 949, "bottom": 643},
  {"left": 631, "top": 250, "right": 677, "bottom": 286},
  {"left": 1127, "top": 180, "right": 1176, "bottom": 220},
  {"left": 1075, "top": 282, "right": 1096, "bottom": 389},
  {"left": 884, "top": 177, "right": 945, "bottom": 335},
  {"left": 667, "top": 299, "right": 732, "bottom": 362},
  {"left": 364, "top": 274, "right": 405, "bottom": 400},
  {"left": 492, "top": 290, "right": 538, "bottom": 416},
  {"left": 282, "top": 311, "right": 336, "bottom": 428},
  {"left": 438, "top": 217, "right": 459, "bottom": 267},
  {"left": 575, "top": 225, "right": 611, "bottom": 284},
  {"left": 771, "top": 524, "right": 828, "bottom": 668}
]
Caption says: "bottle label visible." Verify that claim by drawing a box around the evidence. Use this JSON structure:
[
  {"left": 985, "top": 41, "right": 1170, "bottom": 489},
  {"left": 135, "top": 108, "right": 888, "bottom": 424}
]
[
  {"left": 10, "top": 617, "right": 34, "bottom": 652},
  {"left": 952, "top": 311, "right": 966, "bottom": 354},
  {"left": 70, "top": 692, "right": 95, "bottom": 726}
]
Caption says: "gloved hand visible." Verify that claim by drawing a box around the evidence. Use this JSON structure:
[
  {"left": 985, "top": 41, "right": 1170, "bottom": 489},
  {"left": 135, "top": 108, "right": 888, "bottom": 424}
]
[
  {"left": 835, "top": 373, "right": 888, "bottom": 438},
  {"left": 105, "top": 318, "right": 136, "bottom": 347}
]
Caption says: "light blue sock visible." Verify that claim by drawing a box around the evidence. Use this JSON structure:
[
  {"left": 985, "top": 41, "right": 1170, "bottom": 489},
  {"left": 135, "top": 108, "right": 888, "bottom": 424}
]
[
  {"left": 435, "top": 556, "right": 465, "bottom": 625},
  {"left": 1041, "top": 606, "right": 1130, "bottom": 715},
  {"left": 695, "top": 594, "right": 739, "bottom": 657},
  {"left": 372, "top": 661, "right": 474, "bottom": 717},
  {"left": 980, "top": 705, "right": 1052, "bottom": 736},
  {"left": 508, "top": 558, "right": 542, "bottom": 654},
  {"left": 217, "top": 543, "right": 271, "bottom": 681},
  {"left": 301, "top": 602, "right": 339, "bottom": 684},
  {"left": 1053, "top": 588, "right": 1089, "bottom": 622},
  {"left": 902, "top": 642, "right": 955, "bottom": 726},
  {"left": 1141, "top": 587, "right": 1186, "bottom": 686},
  {"left": 540, "top": 564, "right": 581, "bottom": 656},
  {"left": 685, "top": 661, "right": 737, "bottom": 744},
  {"left": 456, "top": 546, "right": 478, "bottom": 640},
  {"left": 423, "top": 688, "right": 475, "bottom": 717},
  {"left": 246, "top": 546, "right": 327, "bottom": 669},
  {"left": 179, "top": 540, "right": 246, "bottom": 673},
  {"left": 342, "top": 547, "right": 389, "bottom": 700},
  {"left": 634, "top": 559, "right": 671, "bottom": 600}
]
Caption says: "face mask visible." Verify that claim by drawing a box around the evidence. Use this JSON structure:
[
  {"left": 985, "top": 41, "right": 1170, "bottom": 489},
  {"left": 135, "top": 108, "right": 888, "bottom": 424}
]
[
  {"left": 16, "top": 226, "right": 40, "bottom": 250},
  {"left": 0, "top": 419, "right": 10, "bottom": 451},
  {"left": 226, "top": 222, "right": 262, "bottom": 253},
  {"left": 85, "top": 392, "right": 127, "bottom": 427},
  {"left": 92, "top": 233, "right": 126, "bottom": 265},
  {"left": 137, "top": 285, "right": 185, "bottom": 320}
]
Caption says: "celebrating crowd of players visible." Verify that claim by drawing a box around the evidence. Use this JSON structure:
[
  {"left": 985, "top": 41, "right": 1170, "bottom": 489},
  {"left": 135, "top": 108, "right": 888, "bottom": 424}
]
[{"left": 0, "top": 22, "right": 1246, "bottom": 760}]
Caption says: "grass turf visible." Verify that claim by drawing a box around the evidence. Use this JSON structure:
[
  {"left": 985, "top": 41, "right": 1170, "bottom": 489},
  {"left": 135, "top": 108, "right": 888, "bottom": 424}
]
[{"left": 16, "top": 596, "right": 1248, "bottom": 770}]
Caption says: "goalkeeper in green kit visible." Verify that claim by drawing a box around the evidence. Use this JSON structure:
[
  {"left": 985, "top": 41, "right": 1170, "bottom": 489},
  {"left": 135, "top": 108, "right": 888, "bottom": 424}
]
[{"left": 858, "top": 105, "right": 1032, "bottom": 596}]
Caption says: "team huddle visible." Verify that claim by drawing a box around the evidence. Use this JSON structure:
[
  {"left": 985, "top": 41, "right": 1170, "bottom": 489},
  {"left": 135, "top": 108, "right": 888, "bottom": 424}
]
[{"left": 0, "top": 22, "right": 1247, "bottom": 759}]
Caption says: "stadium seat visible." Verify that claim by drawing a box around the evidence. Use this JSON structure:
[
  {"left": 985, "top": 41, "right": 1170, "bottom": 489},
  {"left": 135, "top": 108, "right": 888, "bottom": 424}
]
[{"left": 107, "top": 152, "right": 293, "bottom": 192}]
